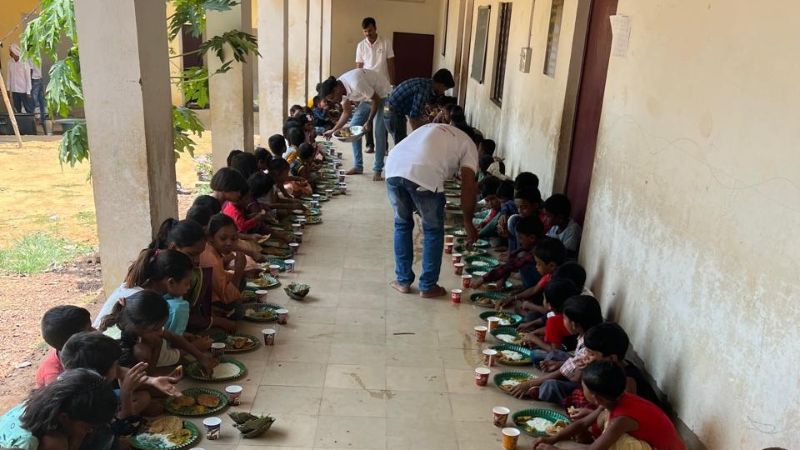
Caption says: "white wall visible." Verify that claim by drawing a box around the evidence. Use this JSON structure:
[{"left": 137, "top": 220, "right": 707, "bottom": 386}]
[
  {"left": 329, "top": 0, "right": 443, "bottom": 78},
  {"left": 581, "top": 1, "right": 800, "bottom": 449}
]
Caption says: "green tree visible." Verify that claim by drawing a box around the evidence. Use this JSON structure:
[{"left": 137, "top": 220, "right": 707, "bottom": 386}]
[{"left": 20, "top": 0, "right": 258, "bottom": 166}]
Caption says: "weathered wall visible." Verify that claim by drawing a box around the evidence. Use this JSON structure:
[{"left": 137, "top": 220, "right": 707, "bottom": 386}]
[
  {"left": 448, "top": 0, "right": 583, "bottom": 195},
  {"left": 329, "top": 0, "right": 442, "bottom": 78},
  {"left": 581, "top": 1, "right": 800, "bottom": 448}
]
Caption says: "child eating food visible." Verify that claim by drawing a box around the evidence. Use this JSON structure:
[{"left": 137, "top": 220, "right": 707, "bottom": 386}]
[{"left": 35, "top": 305, "right": 93, "bottom": 388}]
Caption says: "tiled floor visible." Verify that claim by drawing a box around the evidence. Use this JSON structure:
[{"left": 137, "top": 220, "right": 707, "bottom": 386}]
[{"left": 178, "top": 142, "right": 569, "bottom": 449}]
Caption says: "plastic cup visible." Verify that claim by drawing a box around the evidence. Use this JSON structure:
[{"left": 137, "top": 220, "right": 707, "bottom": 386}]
[
  {"left": 338, "top": 183, "right": 347, "bottom": 194},
  {"left": 444, "top": 243, "right": 454, "bottom": 254},
  {"left": 210, "top": 342, "right": 225, "bottom": 358},
  {"left": 284, "top": 259, "right": 295, "bottom": 273},
  {"left": 474, "top": 367, "right": 491, "bottom": 386},
  {"left": 501, "top": 428, "right": 521, "bottom": 450},
  {"left": 325, "top": 189, "right": 334, "bottom": 196},
  {"left": 293, "top": 231, "right": 304, "bottom": 243},
  {"left": 292, "top": 223, "right": 302, "bottom": 232},
  {"left": 202, "top": 417, "right": 222, "bottom": 440},
  {"left": 454, "top": 262, "right": 465, "bottom": 276},
  {"left": 311, "top": 200, "right": 320, "bottom": 208},
  {"left": 255, "top": 289, "right": 269, "bottom": 303},
  {"left": 450, "top": 288, "right": 462, "bottom": 304},
  {"left": 461, "top": 274, "right": 473, "bottom": 289},
  {"left": 451, "top": 253, "right": 463, "bottom": 265},
  {"left": 225, "top": 385, "right": 243, "bottom": 406},
  {"left": 269, "top": 264, "right": 281, "bottom": 277},
  {"left": 444, "top": 234, "right": 455, "bottom": 244},
  {"left": 474, "top": 325, "right": 488, "bottom": 343},
  {"left": 289, "top": 243, "right": 300, "bottom": 255},
  {"left": 261, "top": 328, "right": 276, "bottom": 346},
  {"left": 292, "top": 209, "right": 304, "bottom": 215},
  {"left": 482, "top": 349, "right": 498, "bottom": 367},
  {"left": 338, "top": 174, "right": 346, "bottom": 182},
  {"left": 337, "top": 151, "right": 343, "bottom": 159},
  {"left": 276, "top": 308, "right": 289, "bottom": 325},
  {"left": 492, "top": 406, "right": 510, "bottom": 428},
  {"left": 487, "top": 316, "right": 501, "bottom": 331},
  {"left": 312, "top": 194, "right": 321, "bottom": 200}
]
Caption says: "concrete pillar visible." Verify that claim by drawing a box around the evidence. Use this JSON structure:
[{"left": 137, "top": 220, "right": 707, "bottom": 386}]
[
  {"left": 167, "top": 2, "right": 184, "bottom": 106},
  {"left": 288, "top": 0, "right": 309, "bottom": 106},
  {"left": 307, "top": 0, "right": 323, "bottom": 97},
  {"left": 321, "top": 0, "right": 332, "bottom": 80},
  {"left": 207, "top": 0, "right": 255, "bottom": 169},
  {"left": 258, "top": 0, "right": 289, "bottom": 142},
  {"left": 73, "top": 0, "right": 178, "bottom": 295}
]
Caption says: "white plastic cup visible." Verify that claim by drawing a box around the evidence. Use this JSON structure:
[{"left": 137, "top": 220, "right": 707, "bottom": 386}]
[
  {"left": 269, "top": 264, "right": 280, "bottom": 277},
  {"left": 255, "top": 289, "right": 268, "bottom": 303},
  {"left": 225, "top": 385, "right": 243, "bottom": 406},
  {"left": 202, "top": 417, "right": 222, "bottom": 440},
  {"left": 289, "top": 243, "right": 300, "bottom": 255},
  {"left": 284, "top": 259, "right": 295, "bottom": 272},
  {"left": 492, "top": 406, "right": 510, "bottom": 428},
  {"left": 276, "top": 308, "right": 289, "bottom": 325},
  {"left": 261, "top": 328, "right": 276, "bottom": 345},
  {"left": 474, "top": 367, "right": 491, "bottom": 386},
  {"left": 210, "top": 342, "right": 225, "bottom": 358}
]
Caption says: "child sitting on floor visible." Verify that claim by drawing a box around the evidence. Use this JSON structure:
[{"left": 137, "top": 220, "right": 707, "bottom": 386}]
[
  {"left": 475, "top": 176, "right": 503, "bottom": 238},
  {"left": 199, "top": 214, "right": 246, "bottom": 316},
  {"left": 291, "top": 143, "right": 321, "bottom": 186},
  {"left": 476, "top": 154, "right": 494, "bottom": 184},
  {"left": 35, "top": 305, "right": 92, "bottom": 388},
  {"left": 495, "top": 237, "right": 566, "bottom": 310},
  {"left": 565, "top": 323, "right": 663, "bottom": 421},
  {"left": 471, "top": 216, "right": 545, "bottom": 292},
  {"left": 98, "top": 290, "right": 217, "bottom": 374},
  {"left": 543, "top": 193, "right": 582, "bottom": 258},
  {"left": 268, "top": 134, "right": 287, "bottom": 159},
  {"left": 494, "top": 180, "right": 517, "bottom": 245},
  {"left": 0, "top": 369, "right": 119, "bottom": 450},
  {"left": 255, "top": 147, "right": 272, "bottom": 171},
  {"left": 519, "top": 278, "right": 582, "bottom": 346},
  {"left": 210, "top": 167, "right": 248, "bottom": 206},
  {"left": 507, "top": 186, "right": 543, "bottom": 252},
  {"left": 284, "top": 126, "right": 305, "bottom": 164},
  {"left": 510, "top": 294, "right": 603, "bottom": 404},
  {"left": 533, "top": 361, "right": 685, "bottom": 450}
]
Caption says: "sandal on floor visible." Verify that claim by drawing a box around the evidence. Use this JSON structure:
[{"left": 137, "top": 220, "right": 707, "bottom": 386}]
[
  {"left": 419, "top": 285, "right": 447, "bottom": 298},
  {"left": 390, "top": 280, "right": 411, "bottom": 294}
]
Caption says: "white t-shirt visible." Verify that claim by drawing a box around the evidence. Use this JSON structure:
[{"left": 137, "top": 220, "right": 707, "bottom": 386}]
[
  {"left": 355, "top": 36, "right": 394, "bottom": 84},
  {"left": 385, "top": 124, "right": 479, "bottom": 192},
  {"left": 546, "top": 219, "right": 582, "bottom": 253},
  {"left": 93, "top": 284, "right": 143, "bottom": 327},
  {"left": 339, "top": 68, "right": 392, "bottom": 103}
]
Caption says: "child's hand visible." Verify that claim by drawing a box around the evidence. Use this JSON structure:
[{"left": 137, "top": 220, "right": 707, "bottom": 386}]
[
  {"left": 568, "top": 407, "right": 592, "bottom": 421},
  {"left": 198, "top": 353, "right": 219, "bottom": 375},
  {"left": 539, "top": 360, "right": 562, "bottom": 372},
  {"left": 121, "top": 362, "right": 148, "bottom": 394},
  {"left": 496, "top": 295, "right": 515, "bottom": 310},
  {"left": 510, "top": 378, "right": 541, "bottom": 399},
  {"left": 520, "top": 301, "right": 538, "bottom": 312},
  {"left": 234, "top": 251, "right": 246, "bottom": 272},
  {"left": 531, "top": 437, "right": 557, "bottom": 450}
]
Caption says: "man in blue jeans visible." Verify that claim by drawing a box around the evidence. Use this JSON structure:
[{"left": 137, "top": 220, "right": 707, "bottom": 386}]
[
  {"left": 384, "top": 69, "right": 455, "bottom": 144},
  {"left": 384, "top": 122, "right": 480, "bottom": 298},
  {"left": 319, "top": 68, "right": 391, "bottom": 180}
]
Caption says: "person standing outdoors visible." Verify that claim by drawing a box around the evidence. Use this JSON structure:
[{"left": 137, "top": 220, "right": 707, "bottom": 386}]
[
  {"left": 319, "top": 68, "right": 392, "bottom": 180},
  {"left": 6, "top": 44, "right": 32, "bottom": 114},
  {"left": 355, "top": 17, "right": 395, "bottom": 155},
  {"left": 384, "top": 69, "right": 455, "bottom": 144},
  {"left": 28, "top": 60, "right": 47, "bottom": 127},
  {"left": 385, "top": 123, "right": 480, "bottom": 298}
]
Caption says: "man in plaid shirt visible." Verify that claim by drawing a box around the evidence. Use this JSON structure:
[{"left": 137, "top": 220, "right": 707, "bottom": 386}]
[{"left": 384, "top": 69, "right": 455, "bottom": 143}]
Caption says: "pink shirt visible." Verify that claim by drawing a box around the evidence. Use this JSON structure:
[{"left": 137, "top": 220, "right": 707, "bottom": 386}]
[{"left": 35, "top": 349, "right": 63, "bottom": 388}]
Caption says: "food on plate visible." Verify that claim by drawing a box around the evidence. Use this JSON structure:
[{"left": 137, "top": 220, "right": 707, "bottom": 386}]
[
  {"left": 475, "top": 296, "right": 496, "bottom": 307},
  {"left": 171, "top": 395, "right": 196, "bottom": 408},
  {"left": 546, "top": 420, "right": 569, "bottom": 435},
  {"left": 209, "top": 362, "right": 241, "bottom": 379},
  {"left": 196, "top": 394, "right": 221, "bottom": 408},
  {"left": 227, "top": 336, "right": 252, "bottom": 349},
  {"left": 514, "top": 415, "right": 555, "bottom": 434},
  {"left": 245, "top": 308, "right": 276, "bottom": 320},
  {"left": 496, "top": 334, "right": 518, "bottom": 344},
  {"left": 499, "top": 350, "right": 525, "bottom": 362},
  {"left": 167, "top": 428, "right": 193, "bottom": 445},
  {"left": 499, "top": 378, "right": 527, "bottom": 392},
  {"left": 471, "top": 260, "right": 491, "bottom": 267},
  {"left": 148, "top": 415, "right": 183, "bottom": 434}
]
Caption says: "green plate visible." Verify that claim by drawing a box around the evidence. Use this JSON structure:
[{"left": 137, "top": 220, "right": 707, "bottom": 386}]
[
  {"left": 445, "top": 191, "right": 460, "bottom": 198},
  {"left": 131, "top": 419, "right": 200, "bottom": 450},
  {"left": 307, "top": 215, "right": 323, "bottom": 224},
  {"left": 478, "top": 311, "right": 523, "bottom": 327},
  {"left": 453, "top": 245, "right": 489, "bottom": 258},
  {"left": 464, "top": 255, "right": 499, "bottom": 268},
  {"left": 308, "top": 208, "right": 322, "bottom": 216},
  {"left": 470, "top": 291, "right": 506, "bottom": 308},
  {"left": 445, "top": 202, "right": 461, "bottom": 210},
  {"left": 511, "top": 408, "right": 570, "bottom": 437},
  {"left": 186, "top": 357, "right": 247, "bottom": 382},
  {"left": 474, "top": 239, "right": 490, "bottom": 248},
  {"left": 219, "top": 333, "right": 261, "bottom": 353},
  {"left": 245, "top": 274, "right": 280, "bottom": 290},
  {"left": 466, "top": 267, "right": 491, "bottom": 277},
  {"left": 491, "top": 343, "right": 533, "bottom": 366},
  {"left": 261, "top": 257, "right": 286, "bottom": 271},
  {"left": 493, "top": 371, "right": 536, "bottom": 394},
  {"left": 164, "top": 387, "right": 229, "bottom": 417},
  {"left": 242, "top": 302, "right": 282, "bottom": 322},
  {"left": 490, "top": 326, "right": 527, "bottom": 345}
]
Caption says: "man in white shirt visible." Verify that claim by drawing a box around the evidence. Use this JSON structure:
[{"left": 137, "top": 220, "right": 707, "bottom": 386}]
[
  {"left": 384, "top": 123, "right": 480, "bottom": 298},
  {"left": 318, "top": 68, "right": 391, "bottom": 180},
  {"left": 355, "top": 17, "right": 394, "bottom": 157},
  {"left": 6, "top": 43, "right": 32, "bottom": 114},
  {"left": 28, "top": 61, "right": 46, "bottom": 124}
]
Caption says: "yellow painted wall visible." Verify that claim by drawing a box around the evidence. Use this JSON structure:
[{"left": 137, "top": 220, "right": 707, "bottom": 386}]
[
  {"left": 580, "top": 1, "right": 800, "bottom": 448},
  {"left": 328, "top": 0, "right": 443, "bottom": 78}
]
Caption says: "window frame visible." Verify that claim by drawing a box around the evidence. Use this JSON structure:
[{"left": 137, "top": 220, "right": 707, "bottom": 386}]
[{"left": 490, "top": 2, "right": 513, "bottom": 106}]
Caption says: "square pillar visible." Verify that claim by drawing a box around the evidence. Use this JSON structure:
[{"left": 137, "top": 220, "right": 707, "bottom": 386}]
[
  {"left": 321, "top": 0, "right": 332, "bottom": 80},
  {"left": 307, "top": 0, "right": 323, "bottom": 97},
  {"left": 74, "top": 0, "right": 178, "bottom": 295},
  {"left": 207, "top": 0, "right": 255, "bottom": 169},
  {"left": 258, "top": 0, "right": 289, "bottom": 142},
  {"left": 288, "top": 0, "right": 309, "bottom": 106},
  {"left": 167, "top": 2, "right": 184, "bottom": 106}
]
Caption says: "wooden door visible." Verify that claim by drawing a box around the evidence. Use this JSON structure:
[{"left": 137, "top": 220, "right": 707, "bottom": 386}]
[
  {"left": 565, "top": 0, "right": 618, "bottom": 224},
  {"left": 392, "top": 32, "right": 435, "bottom": 83},
  {"left": 182, "top": 25, "right": 204, "bottom": 69}
]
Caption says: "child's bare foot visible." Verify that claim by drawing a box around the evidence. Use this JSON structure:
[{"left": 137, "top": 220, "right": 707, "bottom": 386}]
[
  {"left": 420, "top": 285, "right": 446, "bottom": 298},
  {"left": 390, "top": 280, "right": 411, "bottom": 294}
]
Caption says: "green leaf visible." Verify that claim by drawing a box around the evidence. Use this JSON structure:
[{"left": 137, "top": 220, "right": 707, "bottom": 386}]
[
  {"left": 46, "top": 51, "right": 84, "bottom": 119},
  {"left": 172, "top": 106, "right": 204, "bottom": 158},
  {"left": 59, "top": 121, "right": 89, "bottom": 167},
  {"left": 20, "top": 0, "right": 77, "bottom": 66},
  {"left": 199, "top": 30, "right": 259, "bottom": 64}
]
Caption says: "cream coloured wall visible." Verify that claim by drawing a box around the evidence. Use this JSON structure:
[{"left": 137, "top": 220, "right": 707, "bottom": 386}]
[
  {"left": 328, "top": 0, "right": 443, "bottom": 79},
  {"left": 580, "top": 1, "right": 800, "bottom": 449}
]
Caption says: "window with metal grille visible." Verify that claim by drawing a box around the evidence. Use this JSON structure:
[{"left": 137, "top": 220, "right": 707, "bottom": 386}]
[
  {"left": 543, "top": 0, "right": 564, "bottom": 77},
  {"left": 491, "top": 2, "right": 513, "bottom": 105}
]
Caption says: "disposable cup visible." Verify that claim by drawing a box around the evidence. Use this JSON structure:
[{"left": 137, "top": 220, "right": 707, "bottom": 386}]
[
  {"left": 338, "top": 175, "right": 346, "bottom": 182},
  {"left": 492, "top": 406, "right": 510, "bottom": 428},
  {"left": 444, "top": 243, "right": 454, "bottom": 254},
  {"left": 337, "top": 152, "right": 343, "bottom": 159},
  {"left": 225, "top": 385, "right": 243, "bottom": 406},
  {"left": 292, "top": 223, "right": 302, "bottom": 233},
  {"left": 325, "top": 189, "right": 334, "bottom": 196},
  {"left": 276, "top": 308, "right": 289, "bottom": 325},
  {"left": 461, "top": 275, "right": 472, "bottom": 289},
  {"left": 452, "top": 253, "right": 463, "bottom": 265},
  {"left": 487, "top": 316, "right": 501, "bottom": 331},
  {"left": 482, "top": 348, "right": 498, "bottom": 367},
  {"left": 450, "top": 289, "right": 462, "bottom": 304},
  {"left": 501, "top": 428, "right": 521, "bottom": 450},
  {"left": 454, "top": 262, "right": 465, "bottom": 276},
  {"left": 261, "top": 328, "right": 276, "bottom": 346},
  {"left": 255, "top": 289, "right": 269, "bottom": 303},
  {"left": 311, "top": 200, "right": 320, "bottom": 208},
  {"left": 339, "top": 183, "right": 347, "bottom": 194},
  {"left": 202, "top": 417, "right": 222, "bottom": 440},
  {"left": 284, "top": 259, "right": 295, "bottom": 272},
  {"left": 474, "top": 367, "right": 491, "bottom": 386},
  {"left": 474, "top": 325, "right": 488, "bottom": 343},
  {"left": 338, "top": 169, "right": 345, "bottom": 176},
  {"left": 269, "top": 264, "right": 281, "bottom": 276},
  {"left": 293, "top": 232, "right": 304, "bottom": 243},
  {"left": 289, "top": 243, "right": 300, "bottom": 255},
  {"left": 210, "top": 342, "right": 225, "bottom": 358},
  {"left": 312, "top": 194, "right": 321, "bottom": 200},
  {"left": 444, "top": 234, "right": 455, "bottom": 244}
]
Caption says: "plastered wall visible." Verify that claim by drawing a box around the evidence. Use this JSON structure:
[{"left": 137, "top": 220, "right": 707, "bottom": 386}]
[{"left": 581, "top": 1, "right": 800, "bottom": 448}]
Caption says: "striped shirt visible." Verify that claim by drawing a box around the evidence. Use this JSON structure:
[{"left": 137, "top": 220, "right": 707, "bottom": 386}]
[{"left": 386, "top": 77, "right": 435, "bottom": 118}]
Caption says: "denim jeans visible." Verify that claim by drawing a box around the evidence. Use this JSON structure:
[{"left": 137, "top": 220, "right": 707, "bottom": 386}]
[
  {"left": 383, "top": 107, "right": 408, "bottom": 144},
  {"left": 11, "top": 92, "right": 31, "bottom": 113},
  {"left": 387, "top": 177, "right": 446, "bottom": 292},
  {"left": 350, "top": 100, "right": 388, "bottom": 172},
  {"left": 28, "top": 78, "right": 46, "bottom": 122},
  {"left": 507, "top": 214, "right": 520, "bottom": 252}
]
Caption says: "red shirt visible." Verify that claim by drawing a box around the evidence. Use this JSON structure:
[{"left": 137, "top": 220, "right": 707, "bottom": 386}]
[
  {"left": 544, "top": 313, "right": 571, "bottom": 347},
  {"left": 35, "top": 349, "right": 63, "bottom": 388},
  {"left": 535, "top": 272, "right": 552, "bottom": 290},
  {"left": 609, "top": 393, "right": 686, "bottom": 450},
  {"left": 222, "top": 202, "right": 258, "bottom": 233}
]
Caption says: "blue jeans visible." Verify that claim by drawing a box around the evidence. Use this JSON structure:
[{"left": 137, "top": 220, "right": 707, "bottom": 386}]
[
  {"left": 387, "top": 177, "right": 446, "bottom": 292},
  {"left": 350, "top": 100, "right": 388, "bottom": 172},
  {"left": 29, "top": 78, "right": 46, "bottom": 123},
  {"left": 383, "top": 107, "right": 408, "bottom": 144},
  {"left": 507, "top": 214, "right": 521, "bottom": 252}
]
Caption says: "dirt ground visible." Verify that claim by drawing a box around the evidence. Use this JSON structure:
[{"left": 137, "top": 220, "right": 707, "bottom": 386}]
[{"left": 0, "top": 134, "right": 212, "bottom": 411}]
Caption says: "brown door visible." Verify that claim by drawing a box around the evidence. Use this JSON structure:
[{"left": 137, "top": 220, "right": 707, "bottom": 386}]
[
  {"left": 565, "top": 0, "right": 618, "bottom": 224},
  {"left": 182, "top": 25, "right": 204, "bottom": 69},
  {"left": 392, "top": 32, "right": 435, "bottom": 83}
]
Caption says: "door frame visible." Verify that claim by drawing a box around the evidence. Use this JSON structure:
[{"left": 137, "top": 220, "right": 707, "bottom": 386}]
[{"left": 456, "top": 0, "right": 474, "bottom": 107}]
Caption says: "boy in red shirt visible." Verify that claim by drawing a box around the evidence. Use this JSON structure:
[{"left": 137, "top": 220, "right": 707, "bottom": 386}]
[
  {"left": 35, "top": 305, "right": 93, "bottom": 387},
  {"left": 519, "top": 279, "right": 581, "bottom": 349}
]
